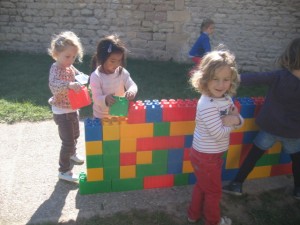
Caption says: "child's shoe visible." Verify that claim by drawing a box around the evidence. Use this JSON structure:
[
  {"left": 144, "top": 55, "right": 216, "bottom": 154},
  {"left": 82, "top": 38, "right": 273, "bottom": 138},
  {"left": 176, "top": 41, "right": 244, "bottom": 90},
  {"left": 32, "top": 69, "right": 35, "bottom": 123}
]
[
  {"left": 222, "top": 181, "right": 243, "bottom": 196},
  {"left": 293, "top": 187, "right": 300, "bottom": 200},
  {"left": 219, "top": 216, "right": 232, "bottom": 225},
  {"left": 58, "top": 170, "right": 78, "bottom": 183},
  {"left": 70, "top": 153, "right": 84, "bottom": 164},
  {"left": 187, "top": 217, "right": 198, "bottom": 223}
]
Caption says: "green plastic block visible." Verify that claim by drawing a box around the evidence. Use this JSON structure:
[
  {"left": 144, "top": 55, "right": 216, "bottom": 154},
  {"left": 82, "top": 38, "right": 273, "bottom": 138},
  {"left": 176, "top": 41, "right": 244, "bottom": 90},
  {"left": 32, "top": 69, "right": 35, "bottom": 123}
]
[
  {"left": 256, "top": 154, "right": 280, "bottom": 166},
  {"left": 103, "top": 154, "right": 120, "bottom": 168},
  {"left": 109, "top": 96, "right": 129, "bottom": 116},
  {"left": 86, "top": 155, "right": 103, "bottom": 168},
  {"left": 152, "top": 150, "right": 168, "bottom": 164},
  {"left": 174, "top": 173, "right": 189, "bottom": 186},
  {"left": 112, "top": 178, "right": 143, "bottom": 192},
  {"left": 104, "top": 167, "right": 120, "bottom": 179},
  {"left": 153, "top": 122, "right": 170, "bottom": 136},
  {"left": 103, "top": 140, "right": 120, "bottom": 155},
  {"left": 79, "top": 172, "right": 111, "bottom": 194},
  {"left": 136, "top": 163, "right": 167, "bottom": 177}
]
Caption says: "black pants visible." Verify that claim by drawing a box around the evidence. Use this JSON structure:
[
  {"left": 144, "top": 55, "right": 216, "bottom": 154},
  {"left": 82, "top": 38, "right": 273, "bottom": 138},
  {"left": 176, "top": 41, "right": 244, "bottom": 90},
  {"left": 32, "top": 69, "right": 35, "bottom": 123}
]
[
  {"left": 234, "top": 144, "right": 300, "bottom": 188},
  {"left": 53, "top": 112, "right": 80, "bottom": 173}
]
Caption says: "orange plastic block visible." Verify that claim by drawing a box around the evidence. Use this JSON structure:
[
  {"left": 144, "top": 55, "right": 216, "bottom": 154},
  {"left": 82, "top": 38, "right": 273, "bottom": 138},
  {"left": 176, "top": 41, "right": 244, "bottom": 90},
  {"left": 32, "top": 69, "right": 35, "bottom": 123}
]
[
  {"left": 120, "top": 152, "right": 136, "bottom": 166},
  {"left": 136, "top": 151, "right": 152, "bottom": 164},
  {"left": 226, "top": 145, "right": 242, "bottom": 169},
  {"left": 169, "top": 121, "right": 195, "bottom": 136},
  {"left": 120, "top": 123, "right": 153, "bottom": 139},
  {"left": 86, "top": 141, "right": 102, "bottom": 155},
  {"left": 87, "top": 168, "right": 104, "bottom": 181},
  {"left": 120, "top": 165, "right": 136, "bottom": 179},
  {"left": 182, "top": 161, "right": 194, "bottom": 173},
  {"left": 120, "top": 138, "right": 137, "bottom": 153},
  {"left": 102, "top": 117, "right": 120, "bottom": 140},
  {"left": 247, "top": 165, "right": 271, "bottom": 180},
  {"left": 144, "top": 174, "right": 174, "bottom": 189},
  {"left": 268, "top": 142, "right": 282, "bottom": 154}
]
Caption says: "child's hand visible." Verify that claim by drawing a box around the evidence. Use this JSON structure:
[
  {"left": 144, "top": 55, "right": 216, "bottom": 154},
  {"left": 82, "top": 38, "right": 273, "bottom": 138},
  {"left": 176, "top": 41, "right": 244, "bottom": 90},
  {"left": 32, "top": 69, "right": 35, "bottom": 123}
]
[
  {"left": 228, "top": 105, "right": 239, "bottom": 115},
  {"left": 125, "top": 91, "right": 135, "bottom": 101},
  {"left": 222, "top": 115, "right": 240, "bottom": 127},
  {"left": 68, "top": 82, "right": 82, "bottom": 92},
  {"left": 105, "top": 94, "right": 116, "bottom": 107}
]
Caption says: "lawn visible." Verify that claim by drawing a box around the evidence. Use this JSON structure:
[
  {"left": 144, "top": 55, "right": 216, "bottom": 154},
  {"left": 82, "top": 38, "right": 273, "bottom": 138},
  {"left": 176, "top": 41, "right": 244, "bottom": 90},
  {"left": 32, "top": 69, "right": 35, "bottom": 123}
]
[{"left": 0, "top": 51, "right": 267, "bottom": 123}]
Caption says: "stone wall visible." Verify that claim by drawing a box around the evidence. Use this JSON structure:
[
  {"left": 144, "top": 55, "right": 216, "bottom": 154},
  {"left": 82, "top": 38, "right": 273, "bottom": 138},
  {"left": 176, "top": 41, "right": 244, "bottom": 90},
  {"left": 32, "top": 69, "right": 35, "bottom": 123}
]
[{"left": 0, "top": 0, "right": 299, "bottom": 71}]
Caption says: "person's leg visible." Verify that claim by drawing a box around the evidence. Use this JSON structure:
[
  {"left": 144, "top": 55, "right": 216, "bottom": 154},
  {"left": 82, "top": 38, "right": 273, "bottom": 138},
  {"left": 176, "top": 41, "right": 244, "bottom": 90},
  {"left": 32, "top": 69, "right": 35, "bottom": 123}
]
[
  {"left": 223, "top": 131, "right": 275, "bottom": 195},
  {"left": 188, "top": 149, "right": 205, "bottom": 222},
  {"left": 53, "top": 113, "right": 77, "bottom": 173}
]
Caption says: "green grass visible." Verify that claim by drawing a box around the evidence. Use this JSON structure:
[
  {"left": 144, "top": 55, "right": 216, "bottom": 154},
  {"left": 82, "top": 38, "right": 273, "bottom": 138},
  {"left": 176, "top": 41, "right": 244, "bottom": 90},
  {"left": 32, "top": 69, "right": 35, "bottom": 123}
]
[{"left": 0, "top": 51, "right": 267, "bottom": 123}]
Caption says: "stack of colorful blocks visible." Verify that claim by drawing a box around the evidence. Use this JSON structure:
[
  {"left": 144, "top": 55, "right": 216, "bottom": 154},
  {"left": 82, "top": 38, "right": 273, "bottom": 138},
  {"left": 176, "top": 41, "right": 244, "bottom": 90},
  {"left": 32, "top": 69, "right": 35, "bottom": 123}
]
[{"left": 79, "top": 97, "right": 292, "bottom": 195}]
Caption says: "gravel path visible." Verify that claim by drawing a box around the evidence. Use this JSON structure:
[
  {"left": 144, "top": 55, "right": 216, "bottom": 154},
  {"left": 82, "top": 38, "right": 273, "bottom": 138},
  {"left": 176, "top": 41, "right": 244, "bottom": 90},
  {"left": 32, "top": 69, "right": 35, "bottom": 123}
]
[{"left": 0, "top": 121, "right": 293, "bottom": 225}]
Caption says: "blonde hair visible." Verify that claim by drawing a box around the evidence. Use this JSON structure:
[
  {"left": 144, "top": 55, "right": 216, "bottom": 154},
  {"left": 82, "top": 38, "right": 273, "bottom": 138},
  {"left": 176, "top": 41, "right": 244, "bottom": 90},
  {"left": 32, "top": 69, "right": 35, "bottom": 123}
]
[
  {"left": 189, "top": 49, "right": 240, "bottom": 96},
  {"left": 48, "top": 31, "right": 84, "bottom": 62}
]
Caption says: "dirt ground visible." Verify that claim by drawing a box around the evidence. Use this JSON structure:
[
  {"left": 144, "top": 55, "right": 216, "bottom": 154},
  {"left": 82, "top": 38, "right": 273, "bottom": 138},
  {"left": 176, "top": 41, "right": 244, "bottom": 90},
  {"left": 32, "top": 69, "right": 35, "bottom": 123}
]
[{"left": 0, "top": 121, "right": 295, "bottom": 225}]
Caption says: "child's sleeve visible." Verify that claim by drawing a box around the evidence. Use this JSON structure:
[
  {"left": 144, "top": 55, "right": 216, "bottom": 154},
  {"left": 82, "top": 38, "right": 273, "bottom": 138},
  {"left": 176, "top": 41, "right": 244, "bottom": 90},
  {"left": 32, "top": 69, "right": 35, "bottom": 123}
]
[
  {"left": 123, "top": 69, "right": 138, "bottom": 96},
  {"left": 89, "top": 72, "right": 107, "bottom": 109}
]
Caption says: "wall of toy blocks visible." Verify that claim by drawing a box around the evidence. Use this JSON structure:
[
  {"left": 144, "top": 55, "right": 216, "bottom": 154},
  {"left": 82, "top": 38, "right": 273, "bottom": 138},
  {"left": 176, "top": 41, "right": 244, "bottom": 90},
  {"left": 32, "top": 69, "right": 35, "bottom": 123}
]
[{"left": 79, "top": 97, "right": 292, "bottom": 195}]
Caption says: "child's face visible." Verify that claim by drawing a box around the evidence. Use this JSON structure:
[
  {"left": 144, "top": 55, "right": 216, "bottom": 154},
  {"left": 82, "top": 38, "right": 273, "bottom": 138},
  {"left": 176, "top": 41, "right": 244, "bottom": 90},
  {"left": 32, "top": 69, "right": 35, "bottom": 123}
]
[
  {"left": 55, "top": 45, "right": 78, "bottom": 68},
  {"left": 102, "top": 53, "right": 123, "bottom": 74},
  {"left": 204, "top": 24, "right": 214, "bottom": 35},
  {"left": 207, "top": 65, "right": 232, "bottom": 98}
]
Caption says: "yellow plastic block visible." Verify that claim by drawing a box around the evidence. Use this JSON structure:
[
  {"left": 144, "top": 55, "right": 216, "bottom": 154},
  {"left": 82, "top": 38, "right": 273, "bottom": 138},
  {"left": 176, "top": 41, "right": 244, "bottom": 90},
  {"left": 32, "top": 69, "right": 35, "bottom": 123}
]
[
  {"left": 120, "top": 165, "right": 136, "bottom": 179},
  {"left": 120, "top": 138, "right": 137, "bottom": 153},
  {"left": 182, "top": 160, "right": 194, "bottom": 173},
  {"left": 85, "top": 141, "right": 102, "bottom": 155},
  {"left": 247, "top": 166, "right": 271, "bottom": 180},
  {"left": 226, "top": 145, "right": 242, "bottom": 169},
  {"left": 120, "top": 123, "right": 153, "bottom": 139},
  {"left": 268, "top": 142, "right": 282, "bottom": 154},
  {"left": 87, "top": 168, "right": 104, "bottom": 181},
  {"left": 136, "top": 151, "right": 152, "bottom": 164},
  {"left": 102, "top": 118, "right": 120, "bottom": 140},
  {"left": 170, "top": 121, "right": 195, "bottom": 136},
  {"left": 232, "top": 118, "right": 259, "bottom": 133}
]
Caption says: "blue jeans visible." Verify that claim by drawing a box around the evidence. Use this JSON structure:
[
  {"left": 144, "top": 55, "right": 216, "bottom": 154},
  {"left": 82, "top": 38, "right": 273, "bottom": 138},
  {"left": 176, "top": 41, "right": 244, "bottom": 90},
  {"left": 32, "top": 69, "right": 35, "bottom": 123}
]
[{"left": 254, "top": 130, "right": 300, "bottom": 154}]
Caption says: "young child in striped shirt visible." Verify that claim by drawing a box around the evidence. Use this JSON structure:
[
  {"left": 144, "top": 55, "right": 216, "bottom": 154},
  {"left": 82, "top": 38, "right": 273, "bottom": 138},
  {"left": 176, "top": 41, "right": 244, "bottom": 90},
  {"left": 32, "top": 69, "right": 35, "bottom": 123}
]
[
  {"left": 90, "top": 34, "right": 138, "bottom": 119},
  {"left": 187, "top": 49, "right": 243, "bottom": 225}
]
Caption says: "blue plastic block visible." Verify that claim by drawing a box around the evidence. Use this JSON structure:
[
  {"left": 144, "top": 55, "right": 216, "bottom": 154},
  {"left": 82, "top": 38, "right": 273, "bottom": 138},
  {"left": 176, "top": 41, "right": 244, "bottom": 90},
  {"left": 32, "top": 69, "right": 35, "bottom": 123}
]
[
  {"left": 145, "top": 100, "right": 162, "bottom": 123},
  {"left": 168, "top": 149, "right": 184, "bottom": 164},
  {"left": 184, "top": 135, "right": 193, "bottom": 148},
  {"left": 237, "top": 97, "right": 255, "bottom": 118},
  {"left": 279, "top": 151, "right": 291, "bottom": 164},
  {"left": 167, "top": 162, "right": 183, "bottom": 174},
  {"left": 188, "top": 173, "right": 196, "bottom": 184},
  {"left": 84, "top": 118, "right": 102, "bottom": 141},
  {"left": 243, "top": 131, "right": 258, "bottom": 144}
]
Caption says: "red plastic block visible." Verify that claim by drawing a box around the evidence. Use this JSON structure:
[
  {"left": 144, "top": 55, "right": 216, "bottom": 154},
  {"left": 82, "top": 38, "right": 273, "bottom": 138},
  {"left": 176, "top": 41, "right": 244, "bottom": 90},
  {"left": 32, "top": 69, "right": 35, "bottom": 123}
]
[
  {"left": 144, "top": 174, "right": 174, "bottom": 189},
  {"left": 127, "top": 101, "right": 146, "bottom": 124},
  {"left": 183, "top": 148, "right": 191, "bottom": 161},
  {"left": 239, "top": 144, "right": 253, "bottom": 166},
  {"left": 137, "top": 136, "right": 185, "bottom": 151},
  {"left": 120, "top": 153, "right": 136, "bottom": 166},
  {"left": 230, "top": 132, "right": 243, "bottom": 145},
  {"left": 270, "top": 163, "right": 292, "bottom": 176}
]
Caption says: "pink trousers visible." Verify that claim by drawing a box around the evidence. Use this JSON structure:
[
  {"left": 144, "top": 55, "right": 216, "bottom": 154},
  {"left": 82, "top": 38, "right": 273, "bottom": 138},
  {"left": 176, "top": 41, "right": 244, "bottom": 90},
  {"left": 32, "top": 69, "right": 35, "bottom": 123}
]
[{"left": 188, "top": 148, "right": 224, "bottom": 225}]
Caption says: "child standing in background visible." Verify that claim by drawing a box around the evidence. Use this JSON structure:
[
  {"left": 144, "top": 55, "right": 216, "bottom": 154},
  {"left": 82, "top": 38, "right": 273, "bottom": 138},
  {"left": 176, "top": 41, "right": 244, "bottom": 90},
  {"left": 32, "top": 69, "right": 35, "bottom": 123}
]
[
  {"left": 90, "top": 34, "right": 138, "bottom": 119},
  {"left": 48, "top": 31, "right": 85, "bottom": 183},
  {"left": 223, "top": 38, "right": 300, "bottom": 200},
  {"left": 189, "top": 18, "right": 215, "bottom": 64},
  {"left": 188, "top": 50, "right": 243, "bottom": 225}
]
